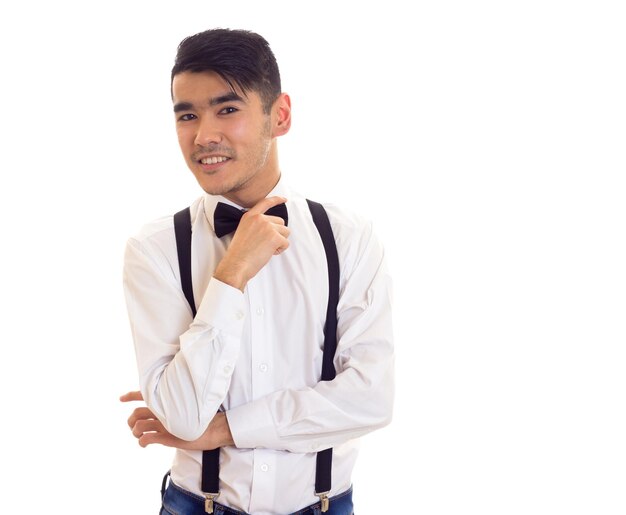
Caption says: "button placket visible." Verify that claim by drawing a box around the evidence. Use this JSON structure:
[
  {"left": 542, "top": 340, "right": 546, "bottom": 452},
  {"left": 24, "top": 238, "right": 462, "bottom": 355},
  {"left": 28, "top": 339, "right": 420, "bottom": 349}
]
[{"left": 247, "top": 284, "right": 265, "bottom": 398}]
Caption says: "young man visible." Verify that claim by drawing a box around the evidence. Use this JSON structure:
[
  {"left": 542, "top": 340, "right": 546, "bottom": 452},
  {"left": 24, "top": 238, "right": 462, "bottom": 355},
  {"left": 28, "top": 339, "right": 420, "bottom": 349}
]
[{"left": 121, "top": 29, "right": 394, "bottom": 515}]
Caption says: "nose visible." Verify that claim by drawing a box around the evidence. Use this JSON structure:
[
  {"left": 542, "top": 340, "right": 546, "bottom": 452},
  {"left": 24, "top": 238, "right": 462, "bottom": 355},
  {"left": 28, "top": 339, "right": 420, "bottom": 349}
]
[{"left": 194, "top": 116, "right": 222, "bottom": 147}]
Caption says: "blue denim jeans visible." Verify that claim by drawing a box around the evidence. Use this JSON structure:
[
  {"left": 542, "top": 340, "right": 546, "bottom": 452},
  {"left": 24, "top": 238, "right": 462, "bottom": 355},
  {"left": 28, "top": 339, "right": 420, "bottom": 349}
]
[{"left": 160, "top": 473, "right": 354, "bottom": 515}]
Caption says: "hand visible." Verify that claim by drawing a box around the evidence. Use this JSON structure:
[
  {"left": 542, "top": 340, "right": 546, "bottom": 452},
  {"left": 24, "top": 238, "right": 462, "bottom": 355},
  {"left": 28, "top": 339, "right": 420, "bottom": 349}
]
[
  {"left": 120, "top": 391, "right": 234, "bottom": 450},
  {"left": 214, "top": 196, "right": 290, "bottom": 291}
]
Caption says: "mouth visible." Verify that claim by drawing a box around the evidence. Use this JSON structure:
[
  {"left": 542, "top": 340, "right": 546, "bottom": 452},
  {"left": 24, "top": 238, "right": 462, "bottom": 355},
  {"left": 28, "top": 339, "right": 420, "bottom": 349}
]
[
  {"left": 196, "top": 155, "right": 232, "bottom": 172},
  {"left": 199, "top": 156, "right": 231, "bottom": 165}
]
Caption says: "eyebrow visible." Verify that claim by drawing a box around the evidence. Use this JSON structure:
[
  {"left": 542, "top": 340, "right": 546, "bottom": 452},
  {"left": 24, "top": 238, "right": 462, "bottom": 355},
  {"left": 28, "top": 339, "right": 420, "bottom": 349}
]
[{"left": 173, "top": 92, "right": 246, "bottom": 113}]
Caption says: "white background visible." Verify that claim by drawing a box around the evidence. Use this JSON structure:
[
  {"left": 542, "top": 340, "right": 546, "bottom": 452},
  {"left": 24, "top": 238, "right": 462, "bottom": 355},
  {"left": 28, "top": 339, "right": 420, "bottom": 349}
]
[{"left": 1, "top": 1, "right": 625, "bottom": 513}]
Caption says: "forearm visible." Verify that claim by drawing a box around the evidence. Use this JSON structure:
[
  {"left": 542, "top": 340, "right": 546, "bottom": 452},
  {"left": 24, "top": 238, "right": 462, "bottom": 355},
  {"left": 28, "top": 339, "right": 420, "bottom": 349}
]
[
  {"left": 142, "top": 342, "right": 237, "bottom": 441},
  {"left": 125, "top": 238, "right": 246, "bottom": 441},
  {"left": 141, "top": 279, "right": 246, "bottom": 440},
  {"left": 227, "top": 325, "right": 395, "bottom": 453},
  {"left": 227, "top": 361, "right": 394, "bottom": 453}
]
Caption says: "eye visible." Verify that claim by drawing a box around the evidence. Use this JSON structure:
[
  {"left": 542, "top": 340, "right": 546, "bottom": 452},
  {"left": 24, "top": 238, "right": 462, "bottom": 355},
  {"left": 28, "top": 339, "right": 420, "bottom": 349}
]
[
  {"left": 219, "top": 106, "right": 238, "bottom": 115},
  {"left": 177, "top": 113, "right": 197, "bottom": 122}
]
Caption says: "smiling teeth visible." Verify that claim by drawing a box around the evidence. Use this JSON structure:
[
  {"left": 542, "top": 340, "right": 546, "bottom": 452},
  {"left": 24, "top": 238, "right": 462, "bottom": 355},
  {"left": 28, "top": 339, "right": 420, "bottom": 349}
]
[{"left": 201, "top": 156, "right": 229, "bottom": 165}]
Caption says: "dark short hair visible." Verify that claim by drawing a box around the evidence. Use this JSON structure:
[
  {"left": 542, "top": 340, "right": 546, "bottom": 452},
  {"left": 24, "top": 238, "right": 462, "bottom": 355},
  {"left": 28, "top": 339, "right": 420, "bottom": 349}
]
[{"left": 171, "top": 28, "right": 281, "bottom": 113}]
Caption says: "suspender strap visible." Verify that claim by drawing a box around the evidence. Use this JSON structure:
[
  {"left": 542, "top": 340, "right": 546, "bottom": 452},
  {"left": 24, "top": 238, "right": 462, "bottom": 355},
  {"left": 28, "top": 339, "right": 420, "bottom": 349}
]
[
  {"left": 174, "top": 208, "right": 220, "bottom": 498},
  {"left": 173, "top": 201, "right": 340, "bottom": 505},
  {"left": 173, "top": 208, "right": 197, "bottom": 318},
  {"left": 306, "top": 200, "right": 340, "bottom": 382},
  {"left": 200, "top": 448, "right": 220, "bottom": 495},
  {"left": 306, "top": 199, "right": 340, "bottom": 498}
]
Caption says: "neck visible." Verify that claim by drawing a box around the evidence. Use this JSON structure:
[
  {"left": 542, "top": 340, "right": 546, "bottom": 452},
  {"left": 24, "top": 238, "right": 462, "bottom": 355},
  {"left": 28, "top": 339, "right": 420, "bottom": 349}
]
[
  {"left": 224, "top": 172, "right": 281, "bottom": 208},
  {"left": 223, "top": 143, "right": 282, "bottom": 208}
]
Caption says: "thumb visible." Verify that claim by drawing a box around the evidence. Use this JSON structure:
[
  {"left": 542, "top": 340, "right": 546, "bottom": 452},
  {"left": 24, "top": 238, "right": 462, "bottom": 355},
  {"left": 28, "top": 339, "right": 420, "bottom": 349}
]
[
  {"left": 247, "top": 196, "right": 288, "bottom": 216},
  {"left": 120, "top": 390, "right": 144, "bottom": 403}
]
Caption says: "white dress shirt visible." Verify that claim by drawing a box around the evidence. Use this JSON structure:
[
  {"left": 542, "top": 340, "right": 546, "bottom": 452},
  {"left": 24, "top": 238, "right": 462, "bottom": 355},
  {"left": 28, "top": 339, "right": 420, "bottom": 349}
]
[{"left": 123, "top": 178, "right": 394, "bottom": 515}]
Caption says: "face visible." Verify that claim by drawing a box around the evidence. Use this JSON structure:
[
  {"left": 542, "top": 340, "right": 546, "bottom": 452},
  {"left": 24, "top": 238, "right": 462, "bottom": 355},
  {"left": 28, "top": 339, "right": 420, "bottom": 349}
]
[{"left": 172, "top": 71, "right": 290, "bottom": 207}]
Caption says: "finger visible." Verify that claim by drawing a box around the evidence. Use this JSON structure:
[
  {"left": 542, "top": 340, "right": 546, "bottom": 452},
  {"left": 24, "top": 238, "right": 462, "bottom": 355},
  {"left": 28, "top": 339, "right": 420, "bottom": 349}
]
[
  {"left": 127, "top": 407, "right": 156, "bottom": 428},
  {"left": 274, "top": 237, "right": 290, "bottom": 255},
  {"left": 263, "top": 214, "right": 287, "bottom": 226},
  {"left": 247, "top": 196, "right": 287, "bottom": 215},
  {"left": 120, "top": 391, "right": 143, "bottom": 402},
  {"left": 275, "top": 225, "right": 290, "bottom": 238},
  {"left": 138, "top": 431, "right": 184, "bottom": 449},
  {"left": 272, "top": 230, "right": 290, "bottom": 249},
  {"left": 132, "top": 418, "right": 164, "bottom": 438}
]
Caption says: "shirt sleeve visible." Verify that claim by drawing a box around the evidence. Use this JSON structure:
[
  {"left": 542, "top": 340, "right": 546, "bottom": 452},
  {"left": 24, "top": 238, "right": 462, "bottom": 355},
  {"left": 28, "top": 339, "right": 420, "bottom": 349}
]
[
  {"left": 123, "top": 234, "right": 246, "bottom": 441},
  {"left": 226, "top": 218, "right": 394, "bottom": 453}
]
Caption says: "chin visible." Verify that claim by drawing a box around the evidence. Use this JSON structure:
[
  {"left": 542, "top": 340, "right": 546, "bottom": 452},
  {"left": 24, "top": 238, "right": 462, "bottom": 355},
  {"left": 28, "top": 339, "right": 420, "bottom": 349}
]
[{"left": 196, "top": 178, "right": 236, "bottom": 197}]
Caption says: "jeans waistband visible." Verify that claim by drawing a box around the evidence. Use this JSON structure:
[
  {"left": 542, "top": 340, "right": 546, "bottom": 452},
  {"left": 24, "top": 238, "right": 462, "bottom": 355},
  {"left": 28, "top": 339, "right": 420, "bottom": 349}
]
[{"left": 161, "top": 472, "right": 353, "bottom": 515}]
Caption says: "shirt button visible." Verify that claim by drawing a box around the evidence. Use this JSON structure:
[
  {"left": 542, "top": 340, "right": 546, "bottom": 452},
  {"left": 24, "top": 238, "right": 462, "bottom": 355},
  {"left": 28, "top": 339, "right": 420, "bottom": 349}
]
[
  {"left": 259, "top": 363, "right": 268, "bottom": 373},
  {"left": 256, "top": 307, "right": 264, "bottom": 316},
  {"left": 223, "top": 365, "right": 232, "bottom": 374},
  {"left": 235, "top": 310, "right": 244, "bottom": 320},
  {"left": 260, "top": 463, "right": 269, "bottom": 472}
]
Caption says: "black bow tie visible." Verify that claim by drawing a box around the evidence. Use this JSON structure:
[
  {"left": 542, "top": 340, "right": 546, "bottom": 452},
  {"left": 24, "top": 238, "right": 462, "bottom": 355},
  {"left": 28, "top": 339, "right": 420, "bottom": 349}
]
[{"left": 213, "top": 201, "right": 289, "bottom": 238}]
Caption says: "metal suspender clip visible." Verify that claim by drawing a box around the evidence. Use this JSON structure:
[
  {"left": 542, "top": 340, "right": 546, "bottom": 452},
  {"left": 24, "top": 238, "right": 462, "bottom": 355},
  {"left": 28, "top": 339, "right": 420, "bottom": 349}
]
[
  {"left": 204, "top": 492, "right": 219, "bottom": 514},
  {"left": 316, "top": 491, "right": 330, "bottom": 513}
]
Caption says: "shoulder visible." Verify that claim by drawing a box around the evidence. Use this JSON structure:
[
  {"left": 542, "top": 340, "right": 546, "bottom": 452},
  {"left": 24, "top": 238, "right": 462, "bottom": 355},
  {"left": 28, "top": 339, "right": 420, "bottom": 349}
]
[
  {"left": 128, "top": 197, "right": 204, "bottom": 245},
  {"left": 125, "top": 197, "right": 204, "bottom": 270},
  {"left": 314, "top": 202, "right": 385, "bottom": 278},
  {"left": 129, "top": 215, "right": 173, "bottom": 245},
  {"left": 126, "top": 212, "right": 175, "bottom": 267},
  {"left": 322, "top": 203, "right": 373, "bottom": 236},
  {"left": 317, "top": 202, "right": 377, "bottom": 251}
]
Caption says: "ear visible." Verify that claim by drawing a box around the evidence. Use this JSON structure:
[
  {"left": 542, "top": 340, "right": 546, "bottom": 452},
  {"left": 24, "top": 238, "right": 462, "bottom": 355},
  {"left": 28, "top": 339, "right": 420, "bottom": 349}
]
[{"left": 272, "top": 93, "right": 292, "bottom": 137}]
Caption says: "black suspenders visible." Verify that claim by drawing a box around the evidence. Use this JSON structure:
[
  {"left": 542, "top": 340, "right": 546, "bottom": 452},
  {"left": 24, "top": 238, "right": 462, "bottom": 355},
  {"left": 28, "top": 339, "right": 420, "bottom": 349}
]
[
  {"left": 172, "top": 207, "right": 220, "bottom": 512},
  {"left": 172, "top": 200, "right": 339, "bottom": 513},
  {"left": 306, "top": 200, "right": 340, "bottom": 513}
]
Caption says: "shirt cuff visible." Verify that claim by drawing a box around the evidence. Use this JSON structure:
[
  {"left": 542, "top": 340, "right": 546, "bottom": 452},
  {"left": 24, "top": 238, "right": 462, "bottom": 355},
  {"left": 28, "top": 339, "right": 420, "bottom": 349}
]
[
  {"left": 226, "top": 398, "right": 282, "bottom": 450},
  {"left": 194, "top": 277, "right": 246, "bottom": 336}
]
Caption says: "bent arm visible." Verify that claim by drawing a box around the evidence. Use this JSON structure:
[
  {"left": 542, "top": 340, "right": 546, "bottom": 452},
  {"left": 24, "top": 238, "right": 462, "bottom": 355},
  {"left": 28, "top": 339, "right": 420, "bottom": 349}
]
[
  {"left": 226, "top": 222, "right": 395, "bottom": 453},
  {"left": 124, "top": 236, "right": 245, "bottom": 441}
]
